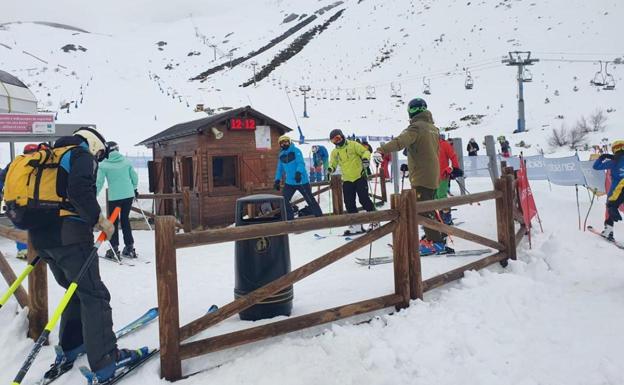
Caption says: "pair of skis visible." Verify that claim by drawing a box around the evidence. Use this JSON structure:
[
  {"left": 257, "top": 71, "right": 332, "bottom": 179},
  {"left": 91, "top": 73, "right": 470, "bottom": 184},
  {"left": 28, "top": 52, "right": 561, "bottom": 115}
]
[
  {"left": 587, "top": 226, "right": 624, "bottom": 249},
  {"left": 38, "top": 307, "right": 158, "bottom": 385},
  {"left": 355, "top": 247, "right": 492, "bottom": 266}
]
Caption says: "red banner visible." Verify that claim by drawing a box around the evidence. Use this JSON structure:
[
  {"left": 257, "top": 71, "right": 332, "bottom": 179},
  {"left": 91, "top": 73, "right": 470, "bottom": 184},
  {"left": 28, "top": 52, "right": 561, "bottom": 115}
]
[{"left": 517, "top": 156, "right": 539, "bottom": 228}]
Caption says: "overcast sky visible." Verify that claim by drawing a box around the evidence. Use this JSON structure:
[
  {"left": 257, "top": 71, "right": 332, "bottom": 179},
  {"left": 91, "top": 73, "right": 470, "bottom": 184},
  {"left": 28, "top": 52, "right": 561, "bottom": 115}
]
[{"left": 1, "top": 1, "right": 248, "bottom": 32}]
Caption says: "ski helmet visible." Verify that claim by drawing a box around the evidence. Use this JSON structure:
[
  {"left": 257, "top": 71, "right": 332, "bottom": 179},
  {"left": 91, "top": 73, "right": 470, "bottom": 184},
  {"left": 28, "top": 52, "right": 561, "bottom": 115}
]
[
  {"left": 612, "top": 140, "right": 624, "bottom": 154},
  {"left": 329, "top": 129, "right": 346, "bottom": 146},
  {"left": 106, "top": 141, "right": 119, "bottom": 152},
  {"left": 278, "top": 135, "right": 291, "bottom": 149},
  {"left": 407, "top": 98, "right": 427, "bottom": 118},
  {"left": 23, "top": 144, "right": 39, "bottom": 154},
  {"left": 73, "top": 126, "right": 108, "bottom": 161}
]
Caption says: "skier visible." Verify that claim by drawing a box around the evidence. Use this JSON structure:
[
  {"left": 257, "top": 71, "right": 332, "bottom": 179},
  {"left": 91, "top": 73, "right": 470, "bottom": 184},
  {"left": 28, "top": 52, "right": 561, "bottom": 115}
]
[
  {"left": 311, "top": 144, "right": 329, "bottom": 182},
  {"left": 274, "top": 135, "right": 323, "bottom": 220},
  {"left": 467, "top": 138, "right": 479, "bottom": 156},
  {"left": 0, "top": 143, "right": 42, "bottom": 259},
  {"left": 498, "top": 136, "right": 511, "bottom": 158},
  {"left": 96, "top": 141, "right": 139, "bottom": 259},
  {"left": 327, "top": 129, "right": 375, "bottom": 235},
  {"left": 22, "top": 128, "right": 147, "bottom": 383},
  {"left": 592, "top": 140, "right": 624, "bottom": 241},
  {"left": 436, "top": 134, "right": 461, "bottom": 225},
  {"left": 374, "top": 98, "right": 452, "bottom": 254}
]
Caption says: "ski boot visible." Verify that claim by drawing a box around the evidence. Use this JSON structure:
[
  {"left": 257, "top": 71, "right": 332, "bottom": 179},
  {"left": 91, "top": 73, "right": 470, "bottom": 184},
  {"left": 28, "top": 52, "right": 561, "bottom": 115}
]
[
  {"left": 344, "top": 224, "right": 366, "bottom": 236},
  {"left": 16, "top": 249, "right": 28, "bottom": 260},
  {"left": 44, "top": 345, "right": 85, "bottom": 380},
  {"left": 83, "top": 347, "right": 149, "bottom": 384},
  {"left": 440, "top": 210, "right": 454, "bottom": 226},
  {"left": 104, "top": 247, "right": 120, "bottom": 261},
  {"left": 601, "top": 225, "right": 614, "bottom": 241},
  {"left": 419, "top": 238, "right": 454, "bottom": 255},
  {"left": 122, "top": 245, "right": 137, "bottom": 259}
]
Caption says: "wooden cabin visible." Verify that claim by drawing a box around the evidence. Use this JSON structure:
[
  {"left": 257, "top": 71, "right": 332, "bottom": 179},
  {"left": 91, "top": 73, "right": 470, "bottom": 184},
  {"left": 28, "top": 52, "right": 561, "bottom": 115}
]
[{"left": 138, "top": 106, "right": 293, "bottom": 228}]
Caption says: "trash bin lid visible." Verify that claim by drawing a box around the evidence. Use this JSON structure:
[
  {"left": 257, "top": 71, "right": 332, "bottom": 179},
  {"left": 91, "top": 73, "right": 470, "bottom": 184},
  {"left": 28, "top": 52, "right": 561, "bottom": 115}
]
[{"left": 236, "top": 194, "right": 284, "bottom": 204}]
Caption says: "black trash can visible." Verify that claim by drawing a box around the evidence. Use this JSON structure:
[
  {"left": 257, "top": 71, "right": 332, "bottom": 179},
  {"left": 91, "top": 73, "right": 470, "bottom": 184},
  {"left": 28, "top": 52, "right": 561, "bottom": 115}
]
[{"left": 234, "top": 194, "right": 293, "bottom": 321}]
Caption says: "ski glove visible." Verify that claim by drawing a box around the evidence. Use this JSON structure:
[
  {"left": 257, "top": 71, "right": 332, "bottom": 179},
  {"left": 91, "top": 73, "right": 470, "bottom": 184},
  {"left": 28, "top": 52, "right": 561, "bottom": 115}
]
[
  {"left": 295, "top": 171, "right": 302, "bottom": 183},
  {"left": 443, "top": 166, "right": 453, "bottom": 177},
  {"left": 134, "top": 189, "right": 139, "bottom": 199},
  {"left": 96, "top": 214, "right": 115, "bottom": 240},
  {"left": 400, "top": 164, "right": 409, "bottom": 172},
  {"left": 372, "top": 152, "right": 383, "bottom": 165},
  {"left": 362, "top": 158, "right": 370, "bottom": 169},
  {"left": 450, "top": 168, "right": 464, "bottom": 179},
  {"left": 599, "top": 153, "right": 614, "bottom": 161},
  {"left": 273, "top": 180, "right": 281, "bottom": 191}
]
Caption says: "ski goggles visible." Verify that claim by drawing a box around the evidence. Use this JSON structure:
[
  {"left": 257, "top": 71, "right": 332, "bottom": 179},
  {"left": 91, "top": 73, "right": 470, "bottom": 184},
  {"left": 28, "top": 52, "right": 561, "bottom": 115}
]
[{"left": 330, "top": 135, "right": 343, "bottom": 144}]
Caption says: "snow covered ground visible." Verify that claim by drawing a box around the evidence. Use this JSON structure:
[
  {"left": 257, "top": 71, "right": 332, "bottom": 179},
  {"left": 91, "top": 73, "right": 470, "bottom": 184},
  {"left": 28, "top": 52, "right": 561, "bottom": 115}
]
[{"left": 1, "top": 176, "right": 623, "bottom": 385}]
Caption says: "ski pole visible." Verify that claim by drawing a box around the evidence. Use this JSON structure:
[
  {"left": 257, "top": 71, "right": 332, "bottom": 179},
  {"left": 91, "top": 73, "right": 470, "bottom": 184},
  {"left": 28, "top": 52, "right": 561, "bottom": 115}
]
[
  {"left": 368, "top": 165, "right": 380, "bottom": 268},
  {"left": 11, "top": 207, "right": 121, "bottom": 385},
  {"left": 135, "top": 197, "right": 153, "bottom": 231},
  {"left": 0, "top": 255, "right": 40, "bottom": 310}
]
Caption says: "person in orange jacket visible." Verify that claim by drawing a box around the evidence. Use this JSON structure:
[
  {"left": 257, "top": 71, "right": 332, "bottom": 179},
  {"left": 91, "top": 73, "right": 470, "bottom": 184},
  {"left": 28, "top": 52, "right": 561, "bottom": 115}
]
[{"left": 436, "top": 134, "right": 461, "bottom": 224}]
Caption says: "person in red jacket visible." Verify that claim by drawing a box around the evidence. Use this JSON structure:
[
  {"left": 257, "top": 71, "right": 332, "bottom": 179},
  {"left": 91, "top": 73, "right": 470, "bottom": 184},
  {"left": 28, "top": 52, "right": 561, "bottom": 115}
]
[{"left": 436, "top": 134, "right": 460, "bottom": 224}]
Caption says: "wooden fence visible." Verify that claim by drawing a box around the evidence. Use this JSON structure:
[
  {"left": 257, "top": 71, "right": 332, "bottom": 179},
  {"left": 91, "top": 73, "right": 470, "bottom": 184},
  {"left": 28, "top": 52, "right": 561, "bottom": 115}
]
[
  {"left": 0, "top": 226, "right": 47, "bottom": 340},
  {"left": 154, "top": 172, "right": 520, "bottom": 380}
]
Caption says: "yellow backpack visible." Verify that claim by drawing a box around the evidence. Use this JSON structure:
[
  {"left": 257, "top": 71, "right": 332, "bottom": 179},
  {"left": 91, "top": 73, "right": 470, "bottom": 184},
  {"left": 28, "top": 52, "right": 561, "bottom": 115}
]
[{"left": 4, "top": 145, "right": 76, "bottom": 229}]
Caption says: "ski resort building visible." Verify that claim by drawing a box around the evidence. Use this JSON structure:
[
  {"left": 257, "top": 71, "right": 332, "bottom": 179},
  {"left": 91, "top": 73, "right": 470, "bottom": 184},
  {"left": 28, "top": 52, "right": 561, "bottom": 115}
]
[
  {"left": 0, "top": 70, "right": 37, "bottom": 114},
  {"left": 138, "top": 106, "right": 292, "bottom": 228}
]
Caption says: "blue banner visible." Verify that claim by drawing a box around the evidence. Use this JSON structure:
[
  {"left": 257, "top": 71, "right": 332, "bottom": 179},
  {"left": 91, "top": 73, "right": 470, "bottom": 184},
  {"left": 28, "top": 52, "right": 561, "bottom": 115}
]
[{"left": 543, "top": 155, "right": 587, "bottom": 186}]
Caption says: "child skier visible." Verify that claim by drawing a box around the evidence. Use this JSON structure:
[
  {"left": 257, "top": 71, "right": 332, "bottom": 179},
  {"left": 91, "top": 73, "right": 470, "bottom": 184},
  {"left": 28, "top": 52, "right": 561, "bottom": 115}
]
[{"left": 592, "top": 140, "right": 624, "bottom": 240}]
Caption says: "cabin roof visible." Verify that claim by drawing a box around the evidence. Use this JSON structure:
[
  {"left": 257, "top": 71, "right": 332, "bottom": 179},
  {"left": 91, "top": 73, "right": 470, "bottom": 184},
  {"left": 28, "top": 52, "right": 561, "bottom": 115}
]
[{"left": 137, "top": 105, "right": 293, "bottom": 146}]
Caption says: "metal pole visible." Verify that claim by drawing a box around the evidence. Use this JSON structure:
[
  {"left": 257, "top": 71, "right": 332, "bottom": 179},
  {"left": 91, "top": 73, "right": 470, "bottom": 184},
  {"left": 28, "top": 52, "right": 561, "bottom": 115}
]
[
  {"left": 391, "top": 151, "right": 399, "bottom": 194},
  {"left": 517, "top": 64, "right": 525, "bottom": 133},
  {"left": 485, "top": 135, "right": 499, "bottom": 185},
  {"left": 10, "top": 142, "right": 15, "bottom": 160},
  {"left": 303, "top": 91, "right": 308, "bottom": 117}
]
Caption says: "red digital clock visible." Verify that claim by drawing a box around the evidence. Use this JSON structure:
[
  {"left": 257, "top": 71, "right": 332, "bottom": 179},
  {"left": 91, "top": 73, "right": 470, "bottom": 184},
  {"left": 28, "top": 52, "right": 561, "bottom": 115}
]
[{"left": 229, "top": 118, "right": 256, "bottom": 130}]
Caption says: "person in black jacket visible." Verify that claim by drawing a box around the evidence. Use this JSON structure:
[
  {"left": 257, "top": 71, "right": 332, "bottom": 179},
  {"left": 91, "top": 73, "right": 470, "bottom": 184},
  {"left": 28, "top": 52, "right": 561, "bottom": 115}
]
[
  {"left": 466, "top": 138, "right": 479, "bottom": 156},
  {"left": 35, "top": 127, "right": 147, "bottom": 383}
]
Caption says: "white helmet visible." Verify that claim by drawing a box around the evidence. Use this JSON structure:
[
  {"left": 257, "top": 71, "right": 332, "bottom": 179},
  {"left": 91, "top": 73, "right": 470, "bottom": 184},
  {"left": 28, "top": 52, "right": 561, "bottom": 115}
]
[{"left": 73, "top": 126, "right": 108, "bottom": 161}]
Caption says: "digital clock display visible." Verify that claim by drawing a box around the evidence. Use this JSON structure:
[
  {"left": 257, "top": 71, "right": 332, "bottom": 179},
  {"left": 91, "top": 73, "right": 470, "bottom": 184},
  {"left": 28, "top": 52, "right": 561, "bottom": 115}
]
[{"left": 229, "top": 118, "right": 256, "bottom": 130}]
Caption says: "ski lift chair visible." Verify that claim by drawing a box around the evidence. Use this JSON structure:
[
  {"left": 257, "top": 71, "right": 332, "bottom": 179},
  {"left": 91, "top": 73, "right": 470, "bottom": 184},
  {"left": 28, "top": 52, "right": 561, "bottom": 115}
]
[
  {"left": 590, "top": 61, "right": 607, "bottom": 87},
  {"left": 603, "top": 62, "right": 616, "bottom": 90},
  {"left": 522, "top": 68, "right": 533, "bottom": 82},
  {"left": 465, "top": 75, "right": 474, "bottom": 89},
  {"left": 422, "top": 77, "right": 431, "bottom": 95}
]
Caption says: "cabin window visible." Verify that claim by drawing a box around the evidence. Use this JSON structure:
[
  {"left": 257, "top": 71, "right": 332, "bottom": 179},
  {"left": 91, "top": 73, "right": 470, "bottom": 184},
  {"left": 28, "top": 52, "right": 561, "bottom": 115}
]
[
  {"left": 212, "top": 155, "right": 238, "bottom": 187},
  {"left": 181, "top": 156, "right": 194, "bottom": 188}
]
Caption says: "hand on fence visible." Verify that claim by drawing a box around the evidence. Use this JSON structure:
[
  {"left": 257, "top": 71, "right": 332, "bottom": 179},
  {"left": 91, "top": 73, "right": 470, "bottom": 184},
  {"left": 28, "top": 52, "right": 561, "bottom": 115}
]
[{"left": 400, "top": 164, "right": 409, "bottom": 172}]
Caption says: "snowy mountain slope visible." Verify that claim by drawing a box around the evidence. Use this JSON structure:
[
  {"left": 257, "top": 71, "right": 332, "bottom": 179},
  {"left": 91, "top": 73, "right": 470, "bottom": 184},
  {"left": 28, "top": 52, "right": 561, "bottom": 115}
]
[{"left": 0, "top": 0, "right": 622, "bottom": 161}]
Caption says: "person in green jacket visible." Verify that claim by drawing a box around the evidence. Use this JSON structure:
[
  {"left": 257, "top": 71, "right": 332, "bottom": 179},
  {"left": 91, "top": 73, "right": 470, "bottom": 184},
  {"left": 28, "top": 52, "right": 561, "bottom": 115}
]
[
  {"left": 374, "top": 98, "right": 453, "bottom": 255},
  {"left": 328, "top": 129, "right": 375, "bottom": 235},
  {"left": 96, "top": 141, "right": 139, "bottom": 259}
]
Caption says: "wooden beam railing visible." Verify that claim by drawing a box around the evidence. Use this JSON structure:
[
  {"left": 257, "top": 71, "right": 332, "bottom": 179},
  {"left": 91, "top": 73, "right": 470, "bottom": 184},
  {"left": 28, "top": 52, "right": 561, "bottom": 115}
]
[
  {"left": 0, "top": 226, "right": 48, "bottom": 340},
  {"left": 154, "top": 169, "right": 525, "bottom": 381}
]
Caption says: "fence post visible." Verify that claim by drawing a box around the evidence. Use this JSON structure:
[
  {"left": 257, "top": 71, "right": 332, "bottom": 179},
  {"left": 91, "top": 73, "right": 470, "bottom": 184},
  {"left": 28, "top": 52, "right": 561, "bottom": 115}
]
[
  {"left": 27, "top": 235, "right": 47, "bottom": 340},
  {"left": 495, "top": 177, "right": 509, "bottom": 266},
  {"left": 330, "top": 174, "right": 344, "bottom": 215},
  {"left": 504, "top": 174, "right": 517, "bottom": 260},
  {"left": 391, "top": 194, "right": 410, "bottom": 309},
  {"left": 155, "top": 216, "right": 182, "bottom": 380},
  {"left": 406, "top": 189, "right": 423, "bottom": 300},
  {"left": 182, "top": 188, "right": 191, "bottom": 233}
]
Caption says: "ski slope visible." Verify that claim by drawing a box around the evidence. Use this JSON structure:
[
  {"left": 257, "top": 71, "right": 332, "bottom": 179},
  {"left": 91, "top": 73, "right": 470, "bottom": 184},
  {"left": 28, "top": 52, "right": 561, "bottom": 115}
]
[
  {"left": 0, "top": 0, "right": 622, "bottom": 161},
  {"left": 0, "top": 177, "right": 623, "bottom": 384}
]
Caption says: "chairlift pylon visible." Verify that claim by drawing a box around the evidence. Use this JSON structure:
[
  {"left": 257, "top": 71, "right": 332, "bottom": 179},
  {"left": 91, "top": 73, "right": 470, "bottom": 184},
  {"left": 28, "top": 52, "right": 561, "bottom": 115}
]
[{"left": 590, "top": 61, "right": 607, "bottom": 87}]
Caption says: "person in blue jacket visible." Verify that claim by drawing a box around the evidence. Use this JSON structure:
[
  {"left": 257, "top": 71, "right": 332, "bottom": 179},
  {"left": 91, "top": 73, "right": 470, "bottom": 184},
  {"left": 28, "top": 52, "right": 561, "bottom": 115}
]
[
  {"left": 311, "top": 144, "right": 329, "bottom": 182},
  {"left": 593, "top": 140, "right": 624, "bottom": 241},
  {"left": 274, "top": 135, "right": 323, "bottom": 220}
]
